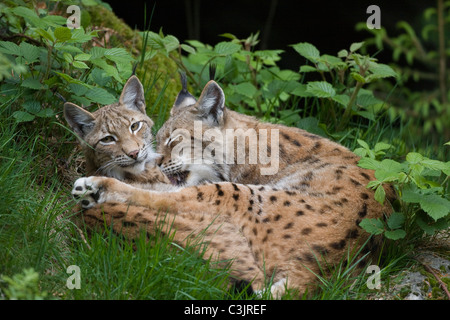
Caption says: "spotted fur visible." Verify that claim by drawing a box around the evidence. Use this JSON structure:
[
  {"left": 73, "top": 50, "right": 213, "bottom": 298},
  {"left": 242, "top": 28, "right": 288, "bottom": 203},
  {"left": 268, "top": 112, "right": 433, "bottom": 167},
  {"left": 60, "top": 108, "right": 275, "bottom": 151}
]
[{"left": 74, "top": 80, "right": 395, "bottom": 297}]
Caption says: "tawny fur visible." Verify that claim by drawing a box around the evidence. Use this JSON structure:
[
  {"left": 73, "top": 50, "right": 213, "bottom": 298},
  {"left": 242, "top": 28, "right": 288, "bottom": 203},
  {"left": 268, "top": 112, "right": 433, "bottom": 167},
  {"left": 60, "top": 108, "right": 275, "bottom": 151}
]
[{"left": 73, "top": 80, "right": 395, "bottom": 297}]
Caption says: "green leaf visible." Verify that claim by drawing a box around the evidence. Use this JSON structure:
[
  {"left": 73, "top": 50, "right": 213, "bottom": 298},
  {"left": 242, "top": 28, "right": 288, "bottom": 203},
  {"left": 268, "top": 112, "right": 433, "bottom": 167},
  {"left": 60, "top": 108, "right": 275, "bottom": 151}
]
[
  {"left": 233, "top": 82, "right": 257, "bottom": 99},
  {"left": 35, "top": 28, "right": 55, "bottom": 43},
  {"left": 163, "top": 35, "right": 180, "bottom": 52},
  {"left": 337, "top": 49, "right": 348, "bottom": 58},
  {"left": 63, "top": 52, "right": 73, "bottom": 64},
  {"left": 21, "top": 78, "right": 44, "bottom": 90},
  {"left": 85, "top": 87, "right": 117, "bottom": 104},
  {"left": 306, "top": 81, "right": 336, "bottom": 98},
  {"left": 299, "top": 65, "right": 317, "bottom": 73},
  {"left": 72, "top": 61, "right": 89, "bottom": 69},
  {"left": 358, "top": 158, "right": 381, "bottom": 170},
  {"left": 74, "top": 53, "right": 91, "bottom": 61},
  {"left": 419, "top": 194, "right": 450, "bottom": 221},
  {"left": 180, "top": 44, "right": 196, "bottom": 55},
  {"left": 351, "top": 72, "right": 366, "bottom": 83},
  {"left": 359, "top": 218, "right": 385, "bottom": 235},
  {"left": 421, "top": 159, "right": 449, "bottom": 173},
  {"left": 291, "top": 42, "right": 320, "bottom": 63},
  {"left": 22, "top": 101, "right": 41, "bottom": 114},
  {"left": 406, "top": 152, "right": 423, "bottom": 164},
  {"left": 380, "top": 159, "right": 404, "bottom": 173},
  {"left": 368, "top": 62, "right": 398, "bottom": 79},
  {"left": 387, "top": 212, "right": 405, "bottom": 229},
  {"left": 416, "top": 213, "right": 449, "bottom": 235},
  {"left": 374, "top": 184, "right": 386, "bottom": 204},
  {"left": 384, "top": 229, "right": 406, "bottom": 240},
  {"left": 357, "top": 139, "right": 370, "bottom": 150},
  {"left": 331, "top": 94, "right": 350, "bottom": 107},
  {"left": 54, "top": 27, "right": 72, "bottom": 42},
  {"left": 374, "top": 142, "right": 392, "bottom": 153},
  {"left": 19, "top": 42, "right": 40, "bottom": 63},
  {"left": 214, "top": 42, "right": 240, "bottom": 55},
  {"left": 350, "top": 42, "right": 364, "bottom": 52},
  {"left": 13, "top": 111, "right": 35, "bottom": 123},
  {"left": 0, "top": 41, "right": 21, "bottom": 56},
  {"left": 36, "top": 108, "right": 54, "bottom": 118},
  {"left": 401, "top": 184, "right": 420, "bottom": 203}
]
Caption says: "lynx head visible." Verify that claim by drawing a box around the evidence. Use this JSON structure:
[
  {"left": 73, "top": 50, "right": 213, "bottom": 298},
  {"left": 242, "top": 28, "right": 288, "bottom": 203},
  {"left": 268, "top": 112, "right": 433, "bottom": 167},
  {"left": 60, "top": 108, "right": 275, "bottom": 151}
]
[
  {"left": 156, "top": 77, "right": 229, "bottom": 186},
  {"left": 64, "top": 76, "right": 159, "bottom": 179}
]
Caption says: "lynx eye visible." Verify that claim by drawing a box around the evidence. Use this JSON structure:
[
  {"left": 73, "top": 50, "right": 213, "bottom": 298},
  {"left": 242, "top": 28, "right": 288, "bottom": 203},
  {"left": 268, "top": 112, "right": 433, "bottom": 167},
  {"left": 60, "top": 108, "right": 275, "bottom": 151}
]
[
  {"left": 130, "top": 121, "right": 142, "bottom": 133},
  {"left": 99, "top": 135, "right": 116, "bottom": 145}
]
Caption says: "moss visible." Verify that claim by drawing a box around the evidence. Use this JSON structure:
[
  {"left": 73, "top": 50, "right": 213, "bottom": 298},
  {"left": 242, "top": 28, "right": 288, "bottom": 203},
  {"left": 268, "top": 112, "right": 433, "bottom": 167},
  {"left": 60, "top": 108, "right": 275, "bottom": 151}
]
[{"left": 85, "top": 5, "right": 180, "bottom": 119}]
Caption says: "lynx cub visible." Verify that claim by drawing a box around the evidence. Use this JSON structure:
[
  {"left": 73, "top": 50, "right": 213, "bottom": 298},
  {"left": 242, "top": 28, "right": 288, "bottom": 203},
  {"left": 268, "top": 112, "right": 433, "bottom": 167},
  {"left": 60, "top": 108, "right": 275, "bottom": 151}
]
[
  {"left": 64, "top": 76, "right": 169, "bottom": 188},
  {"left": 71, "top": 78, "right": 394, "bottom": 297}
]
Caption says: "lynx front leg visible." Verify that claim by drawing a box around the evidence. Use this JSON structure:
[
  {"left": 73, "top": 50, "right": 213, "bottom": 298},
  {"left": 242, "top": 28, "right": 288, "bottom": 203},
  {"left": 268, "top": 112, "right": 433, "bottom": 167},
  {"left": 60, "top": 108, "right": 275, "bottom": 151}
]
[{"left": 72, "top": 176, "right": 137, "bottom": 209}]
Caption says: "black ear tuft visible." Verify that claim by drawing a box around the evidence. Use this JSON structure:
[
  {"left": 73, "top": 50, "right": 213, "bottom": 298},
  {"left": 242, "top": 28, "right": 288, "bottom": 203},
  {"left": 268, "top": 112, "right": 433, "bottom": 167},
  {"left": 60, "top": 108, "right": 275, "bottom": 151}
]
[
  {"left": 209, "top": 64, "right": 216, "bottom": 81},
  {"left": 119, "top": 76, "right": 146, "bottom": 114},
  {"left": 171, "top": 72, "right": 197, "bottom": 114},
  {"left": 64, "top": 102, "right": 96, "bottom": 138}
]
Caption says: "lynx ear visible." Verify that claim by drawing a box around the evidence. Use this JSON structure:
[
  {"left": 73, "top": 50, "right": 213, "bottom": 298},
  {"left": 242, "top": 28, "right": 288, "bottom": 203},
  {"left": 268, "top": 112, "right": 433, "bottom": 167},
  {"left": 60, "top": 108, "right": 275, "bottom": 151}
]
[
  {"left": 119, "top": 75, "right": 146, "bottom": 114},
  {"left": 196, "top": 80, "right": 225, "bottom": 125},
  {"left": 171, "top": 72, "right": 196, "bottom": 115},
  {"left": 64, "top": 102, "right": 96, "bottom": 138}
]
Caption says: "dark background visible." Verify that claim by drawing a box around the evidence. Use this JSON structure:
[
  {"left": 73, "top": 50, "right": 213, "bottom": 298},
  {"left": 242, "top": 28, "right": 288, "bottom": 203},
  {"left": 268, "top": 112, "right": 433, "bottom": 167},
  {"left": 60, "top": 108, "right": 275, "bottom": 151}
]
[{"left": 103, "top": 0, "right": 429, "bottom": 70}]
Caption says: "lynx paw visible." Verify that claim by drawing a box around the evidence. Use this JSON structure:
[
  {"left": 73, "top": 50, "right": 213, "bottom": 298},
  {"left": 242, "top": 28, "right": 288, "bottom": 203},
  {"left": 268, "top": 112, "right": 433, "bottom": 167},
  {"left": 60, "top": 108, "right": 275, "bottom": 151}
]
[
  {"left": 255, "top": 278, "right": 286, "bottom": 299},
  {"left": 72, "top": 177, "right": 104, "bottom": 209}
]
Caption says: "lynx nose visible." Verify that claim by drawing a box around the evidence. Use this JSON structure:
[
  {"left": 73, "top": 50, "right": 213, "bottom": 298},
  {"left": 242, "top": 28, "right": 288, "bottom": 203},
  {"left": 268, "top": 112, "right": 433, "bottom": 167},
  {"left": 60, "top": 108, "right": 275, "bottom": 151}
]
[{"left": 128, "top": 150, "right": 140, "bottom": 160}]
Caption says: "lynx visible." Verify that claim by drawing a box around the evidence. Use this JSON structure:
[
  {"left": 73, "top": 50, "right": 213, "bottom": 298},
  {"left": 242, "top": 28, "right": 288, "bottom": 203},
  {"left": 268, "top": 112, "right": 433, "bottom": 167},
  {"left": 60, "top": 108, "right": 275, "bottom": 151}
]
[
  {"left": 64, "top": 76, "right": 170, "bottom": 189},
  {"left": 71, "top": 78, "right": 395, "bottom": 297}
]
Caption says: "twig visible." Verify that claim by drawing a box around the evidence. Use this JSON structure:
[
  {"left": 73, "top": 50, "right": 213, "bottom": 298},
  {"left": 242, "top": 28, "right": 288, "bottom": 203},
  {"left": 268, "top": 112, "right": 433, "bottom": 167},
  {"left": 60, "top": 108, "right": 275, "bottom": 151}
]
[{"left": 422, "top": 263, "right": 450, "bottom": 299}]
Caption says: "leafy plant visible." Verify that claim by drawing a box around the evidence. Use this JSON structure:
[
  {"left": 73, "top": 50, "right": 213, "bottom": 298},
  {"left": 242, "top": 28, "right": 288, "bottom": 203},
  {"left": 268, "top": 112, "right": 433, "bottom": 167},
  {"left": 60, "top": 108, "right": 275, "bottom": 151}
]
[
  {"left": 357, "top": 140, "right": 450, "bottom": 240},
  {"left": 1, "top": 268, "right": 48, "bottom": 300},
  {"left": 292, "top": 41, "right": 398, "bottom": 131},
  {"left": 0, "top": 2, "right": 134, "bottom": 123}
]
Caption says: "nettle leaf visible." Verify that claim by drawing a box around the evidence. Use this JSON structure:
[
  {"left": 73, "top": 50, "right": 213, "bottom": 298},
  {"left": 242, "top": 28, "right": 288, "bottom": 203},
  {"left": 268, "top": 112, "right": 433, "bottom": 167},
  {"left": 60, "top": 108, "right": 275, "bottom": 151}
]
[
  {"left": 54, "top": 27, "right": 72, "bottom": 42},
  {"left": 85, "top": 87, "right": 116, "bottom": 104},
  {"left": 233, "top": 82, "right": 257, "bottom": 99},
  {"left": 22, "top": 101, "right": 41, "bottom": 114},
  {"left": 384, "top": 229, "right": 406, "bottom": 240},
  {"left": 292, "top": 42, "right": 320, "bottom": 63},
  {"left": 419, "top": 195, "right": 450, "bottom": 221},
  {"left": 163, "top": 35, "right": 180, "bottom": 52},
  {"left": 72, "top": 61, "right": 89, "bottom": 69},
  {"left": 74, "top": 53, "right": 91, "bottom": 61},
  {"left": 359, "top": 218, "right": 385, "bottom": 235},
  {"left": 13, "top": 111, "right": 35, "bottom": 123},
  {"left": 21, "top": 78, "right": 45, "bottom": 90},
  {"left": 36, "top": 108, "right": 54, "bottom": 118},
  {"left": 0, "top": 41, "right": 22, "bottom": 56},
  {"left": 19, "top": 42, "right": 40, "bottom": 63},
  {"left": 374, "top": 142, "right": 392, "bottom": 153},
  {"left": 358, "top": 158, "right": 381, "bottom": 170},
  {"left": 368, "top": 62, "right": 398, "bottom": 79},
  {"left": 387, "top": 212, "right": 405, "bottom": 229},
  {"left": 406, "top": 152, "right": 423, "bottom": 164},
  {"left": 374, "top": 184, "right": 386, "bottom": 204},
  {"left": 306, "top": 81, "right": 336, "bottom": 98},
  {"left": 181, "top": 44, "right": 196, "bottom": 55},
  {"left": 332, "top": 94, "right": 350, "bottom": 107},
  {"left": 350, "top": 42, "right": 364, "bottom": 52},
  {"left": 214, "top": 42, "right": 240, "bottom": 55}
]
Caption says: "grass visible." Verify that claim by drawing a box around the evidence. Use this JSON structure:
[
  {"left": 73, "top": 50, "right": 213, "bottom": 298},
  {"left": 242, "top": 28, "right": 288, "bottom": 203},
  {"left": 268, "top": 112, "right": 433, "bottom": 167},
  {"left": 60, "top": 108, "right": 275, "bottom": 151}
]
[{"left": 0, "top": 72, "right": 446, "bottom": 301}]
